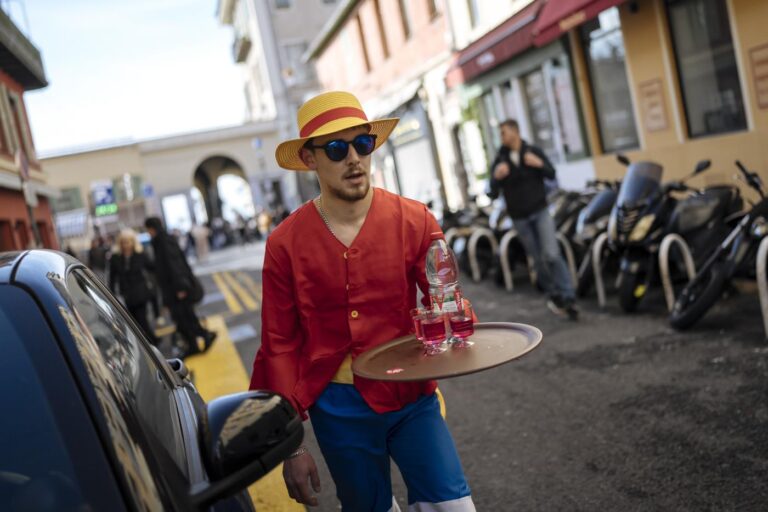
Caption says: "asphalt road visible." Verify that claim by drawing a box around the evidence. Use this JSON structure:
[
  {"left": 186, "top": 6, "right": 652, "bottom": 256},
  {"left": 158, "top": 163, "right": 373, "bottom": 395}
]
[{"left": 194, "top": 245, "right": 768, "bottom": 511}]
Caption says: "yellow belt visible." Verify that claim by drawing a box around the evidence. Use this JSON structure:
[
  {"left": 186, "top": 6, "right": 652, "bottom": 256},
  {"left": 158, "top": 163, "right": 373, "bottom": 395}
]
[{"left": 330, "top": 353, "right": 446, "bottom": 418}]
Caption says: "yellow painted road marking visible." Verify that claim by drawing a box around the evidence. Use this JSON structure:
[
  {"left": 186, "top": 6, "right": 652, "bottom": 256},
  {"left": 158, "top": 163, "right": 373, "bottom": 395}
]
[
  {"left": 212, "top": 272, "right": 244, "bottom": 315},
  {"left": 185, "top": 316, "right": 301, "bottom": 512},
  {"left": 154, "top": 324, "right": 176, "bottom": 338},
  {"left": 236, "top": 271, "right": 262, "bottom": 309},
  {"left": 222, "top": 271, "right": 258, "bottom": 311}
]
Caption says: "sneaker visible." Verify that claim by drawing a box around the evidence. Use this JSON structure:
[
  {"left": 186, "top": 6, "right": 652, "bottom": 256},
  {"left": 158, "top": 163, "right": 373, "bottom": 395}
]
[
  {"left": 547, "top": 296, "right": 568, "bottom": 317},
  {"left": 203, "top": 330, "right": 218, "bottom": 351},
  {"left": 565, "top": 300, "right": 579, "bottom": 321}
]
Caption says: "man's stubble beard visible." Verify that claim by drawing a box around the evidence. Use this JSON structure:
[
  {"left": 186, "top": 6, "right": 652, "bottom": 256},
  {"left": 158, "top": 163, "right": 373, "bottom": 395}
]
[
  {"left": 327, "top": 178, "right": 370, "bottom": 202},
  {"left": 324, "top": 165, "right": 371, "bottom": 202}
]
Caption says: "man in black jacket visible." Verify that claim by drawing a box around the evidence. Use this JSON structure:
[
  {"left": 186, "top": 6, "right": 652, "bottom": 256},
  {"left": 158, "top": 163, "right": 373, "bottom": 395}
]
[
  {"left": 489, "top": 120, "right": 577, "bottom": 319},
  {"left": 144, "top": 217, "right": 216, "bottom": 356}
]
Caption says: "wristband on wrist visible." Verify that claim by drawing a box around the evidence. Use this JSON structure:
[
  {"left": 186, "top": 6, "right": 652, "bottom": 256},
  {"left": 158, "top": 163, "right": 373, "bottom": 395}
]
[{"left": 288, "top": 445, "right": 308, "bottom": 459}]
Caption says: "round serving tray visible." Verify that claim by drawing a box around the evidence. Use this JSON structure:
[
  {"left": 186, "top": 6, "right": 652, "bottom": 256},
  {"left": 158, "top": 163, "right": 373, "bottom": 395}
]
[{"left": 351, "top": 322, "right": 542, "bottom": 382}]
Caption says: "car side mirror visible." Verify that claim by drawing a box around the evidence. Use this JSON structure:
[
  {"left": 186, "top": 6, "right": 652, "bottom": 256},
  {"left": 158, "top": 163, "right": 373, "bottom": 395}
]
[
  {"left": 190, "top": 391, "right": 303, "bottom": 508},
  {"left": 694, "top": 159, "right": 711, "bottom": 175},
  {"left": 616, "top": 154, "right": 631, "bottom": 166}
]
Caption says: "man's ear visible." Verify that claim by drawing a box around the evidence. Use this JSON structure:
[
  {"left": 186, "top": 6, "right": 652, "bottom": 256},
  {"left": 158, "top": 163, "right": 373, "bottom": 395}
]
[{"left": 299, "top": 147, "right": 317, "bottom": 170}]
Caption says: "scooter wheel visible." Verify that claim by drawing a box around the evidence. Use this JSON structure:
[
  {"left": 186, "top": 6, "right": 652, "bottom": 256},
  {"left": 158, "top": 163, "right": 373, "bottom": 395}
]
[
  {"left": 618, "top": 270, "right": 643, "bottom": 312},
  {"left": 669, "top": 262, "right": 729, "bottom": 330}
]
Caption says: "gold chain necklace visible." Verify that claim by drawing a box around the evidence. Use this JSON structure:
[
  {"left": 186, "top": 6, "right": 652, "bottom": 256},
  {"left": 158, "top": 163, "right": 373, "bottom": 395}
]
[{"left": 314, "top": 197, "right": 336, "bottom": 238}]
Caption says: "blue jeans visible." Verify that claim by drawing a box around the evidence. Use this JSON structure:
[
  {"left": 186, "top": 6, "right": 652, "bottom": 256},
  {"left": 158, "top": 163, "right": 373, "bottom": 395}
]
[
  {"left": 309, "top": 384, "right": 473, "bottom": 511},
  {"left": 514, "top": 207, "right": 575, "bottom": 301}
]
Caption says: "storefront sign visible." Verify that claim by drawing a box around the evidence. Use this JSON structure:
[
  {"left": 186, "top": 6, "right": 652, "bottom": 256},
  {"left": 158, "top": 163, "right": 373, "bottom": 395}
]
[
  {"left": 638, "top": 79, "right": 668, "bottom": 132},
  {"left": 389, "top": 104, "right": 427, "bottom": 148},
  {"left": 91, "top": 180, "right": 117, "bottom": 217},
  {"left": 750, "top": 43, "right": 768, "bottom": 109}
]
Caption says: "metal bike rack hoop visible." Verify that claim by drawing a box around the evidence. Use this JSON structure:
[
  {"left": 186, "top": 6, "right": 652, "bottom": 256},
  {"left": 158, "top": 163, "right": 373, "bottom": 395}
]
[
  {"left": 757, "top": 236, "right": 768, "bottom": 340},
  {"left": 591, "top": 232, "right": 609, "bottom": 308},
  {"left": 659, "top": 233, "right": 696, "bottom": 312},
  {"left": 468, "top": 227, "right": 499, "bottom": 283},
  {"left": 556, "top": 233, "right": 578, "bottom": 287},
  {"left": 498, "top": 230, "right": 519, "bottom": 292}
]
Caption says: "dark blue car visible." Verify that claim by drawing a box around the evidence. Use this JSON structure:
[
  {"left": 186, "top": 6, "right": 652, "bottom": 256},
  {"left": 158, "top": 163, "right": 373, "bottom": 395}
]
[{"left": 0, "top": 250, "right": 302, "bottom": 511}]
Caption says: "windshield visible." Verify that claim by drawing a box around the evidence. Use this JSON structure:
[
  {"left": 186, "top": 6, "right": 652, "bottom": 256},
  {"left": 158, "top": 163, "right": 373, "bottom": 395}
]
[
  {"left": 0, "top": 304, "right": 89, "bottom": 511},
  {"left": 616, "top": 162, "right": 663, "bottom": 209}
]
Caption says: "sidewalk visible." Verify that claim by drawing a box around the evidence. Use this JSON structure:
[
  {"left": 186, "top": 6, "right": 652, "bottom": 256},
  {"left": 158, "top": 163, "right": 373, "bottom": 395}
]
[{"left": 191, "top": 242, "right": 266, "bottom": 275}]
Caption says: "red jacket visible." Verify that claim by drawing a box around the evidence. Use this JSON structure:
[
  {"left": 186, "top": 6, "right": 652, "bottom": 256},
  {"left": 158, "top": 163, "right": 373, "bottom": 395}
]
[{"left": 249, "top": 188, "right": 439, "bottom": 417}]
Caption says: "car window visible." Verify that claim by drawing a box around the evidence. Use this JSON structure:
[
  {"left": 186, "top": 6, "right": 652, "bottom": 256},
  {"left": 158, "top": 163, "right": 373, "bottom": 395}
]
[
  {"left": 67, "top": 270, "right": 189, "bottom": 477},
  {"left": 0, "top": 299, "right": 89, "bottom": 511}
]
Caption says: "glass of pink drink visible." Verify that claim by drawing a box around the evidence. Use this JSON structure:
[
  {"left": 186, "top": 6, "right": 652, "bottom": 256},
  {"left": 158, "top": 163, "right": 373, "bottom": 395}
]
[
  {"left": 410, "top": 308, "right": 425, "bottom": 341},
  {"left": 420, "top": 311, "right": 448, "bottom": 355},
  {"left": 449, "top": 302, "right": 475, "bottom": 348}
]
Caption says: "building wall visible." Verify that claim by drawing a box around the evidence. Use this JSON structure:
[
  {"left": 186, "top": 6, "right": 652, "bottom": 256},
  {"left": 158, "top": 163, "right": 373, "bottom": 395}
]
[
  {"left": 587, "top": 0, "right": 768, "bottom": 192},
  {"left": 315, "top": 0, "right": 450, "bottom": 101},
  {"left": 43, "top": 145, "right": 145, "bottom": 209},
  {"left": 0, "top": 189, "right": 57, "bottom": 250},
  {"left": 446, "top": 0, "right": 536, "bottom": 50},
  {"left": 0, "top": 68, "right": 56, "bottom": 250}
]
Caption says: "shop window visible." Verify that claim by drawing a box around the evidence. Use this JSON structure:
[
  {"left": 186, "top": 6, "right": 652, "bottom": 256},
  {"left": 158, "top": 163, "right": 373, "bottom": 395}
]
[
  {"left": 374, "top": 0, "right": 389, "bottom": 58},
  {"left": 581, "top": 8, "right": 639, "bottom": 152},
  {"left": 0, "top": 220, "right": 13, "bottom": 251},
  {"left": 356, "top": 15, "right": 371, "bottom": 72},
  {"left": 398, "top": 0, "right": 412, "bottom": 39},
  {"left": 666, "top": 0, "right": 746, "bottom": 137},
  {"left": 15, "top": 220, "right": 28, "bottom": 249},
  {"left": 523, "top": 69, "right": 559, "bottom": 161},
  {"left": 427, "top": 0, "right": 440, "bottom": 20},
  {"left": 521, "top": 58, "right": 586, "bottom": 163}
]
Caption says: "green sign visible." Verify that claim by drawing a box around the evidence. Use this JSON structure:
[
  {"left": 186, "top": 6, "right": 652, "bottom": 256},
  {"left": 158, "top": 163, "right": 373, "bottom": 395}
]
[{"left": 95, "top": 203, "right": 118, "bottom": 216}]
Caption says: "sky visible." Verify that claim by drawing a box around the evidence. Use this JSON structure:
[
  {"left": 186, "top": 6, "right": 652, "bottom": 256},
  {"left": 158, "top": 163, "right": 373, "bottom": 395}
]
[{"left": 17, "top": 0, "right": 246, "bottom": 155}]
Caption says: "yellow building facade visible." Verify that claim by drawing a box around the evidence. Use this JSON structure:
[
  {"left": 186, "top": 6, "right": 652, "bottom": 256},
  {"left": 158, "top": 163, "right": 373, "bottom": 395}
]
[{"left": 573, "top": 0, "right": 768, "bottom": 190}]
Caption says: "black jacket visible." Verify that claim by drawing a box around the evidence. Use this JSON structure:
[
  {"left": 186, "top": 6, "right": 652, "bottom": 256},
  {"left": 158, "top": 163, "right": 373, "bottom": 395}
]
[
  {"left": 109, "top": 252, "right": 154, "bottom": 307},
  {"left": 488, "top": 140, "right": 556, "bottom": 219},
  {"left": 150, "top": 233, "right": 196, "bottom": 303}
]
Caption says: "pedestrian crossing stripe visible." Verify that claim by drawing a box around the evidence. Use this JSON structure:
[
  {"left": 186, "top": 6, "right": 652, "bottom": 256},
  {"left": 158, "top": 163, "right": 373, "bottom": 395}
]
[
  {"left": 221, "top": 271, "right": 258, "bottom": 312},
  {"left": 212, "top": 272, "right": 243, "bottom": 315},
  {"left": 185, "top": 315, "right": 301, "bottom": 512},
  {"left": 235, "top": 271, "right": 262, "bottom": 309}
]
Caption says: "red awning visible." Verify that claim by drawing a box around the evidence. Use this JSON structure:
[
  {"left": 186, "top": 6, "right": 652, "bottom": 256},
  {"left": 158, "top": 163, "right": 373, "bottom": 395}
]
[
  {"left": 445, "top": 0, "right": 544, "bottom": 89},
  {"left": 533, "top": 0, "right": 626, "bottom": 46}
]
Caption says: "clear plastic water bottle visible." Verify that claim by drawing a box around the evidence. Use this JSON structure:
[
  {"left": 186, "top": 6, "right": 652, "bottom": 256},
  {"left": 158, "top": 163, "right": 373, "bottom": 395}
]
[{"left": 426, "top": 232, "right": 463, "bottom": 314}]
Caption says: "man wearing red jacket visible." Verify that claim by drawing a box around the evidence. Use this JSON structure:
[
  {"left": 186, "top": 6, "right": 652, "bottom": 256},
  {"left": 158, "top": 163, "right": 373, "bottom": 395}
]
[{"left": 250, "top": 91, "right": 474, "bottom": 511}]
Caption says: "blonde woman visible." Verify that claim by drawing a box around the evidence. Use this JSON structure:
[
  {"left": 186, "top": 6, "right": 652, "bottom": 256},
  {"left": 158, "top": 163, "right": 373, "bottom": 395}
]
[{"left": 109, "top": 228, "right": 157, "bottom": 344}]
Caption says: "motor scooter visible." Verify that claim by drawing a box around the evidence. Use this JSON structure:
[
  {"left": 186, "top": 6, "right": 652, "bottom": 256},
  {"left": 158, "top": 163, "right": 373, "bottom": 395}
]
[
  {"left": 608, "top": 157, "right": 742, "bottom": 312},
  {"left": 670, "top": 161, "right": 765, "bottom": 329}
]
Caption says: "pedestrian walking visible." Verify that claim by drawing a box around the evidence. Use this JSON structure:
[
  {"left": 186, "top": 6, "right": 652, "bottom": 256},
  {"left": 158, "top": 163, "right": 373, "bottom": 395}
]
[
  {"left": 250, "top": 91, "right": 475, "bottom": 511},
  {"left": 87, "top": 237, "right": 109, "bottom": 283},
  {"left": 109, "top": 229, "right": 158, "bottom": 344},
  {"left": 489, "top": 119, "right": 578, "bottom": 319},
  {"left": 144, "top": 216, "right": 216, "bottom": 358},
  {"left": 191, "top": 223, "right": 211, "bottom": 262}
]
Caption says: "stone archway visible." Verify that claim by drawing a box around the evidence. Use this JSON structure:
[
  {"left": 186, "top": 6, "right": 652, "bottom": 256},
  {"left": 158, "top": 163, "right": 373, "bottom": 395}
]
[{"left": 193, "top": 155, "right": 255, "bottom": 223}]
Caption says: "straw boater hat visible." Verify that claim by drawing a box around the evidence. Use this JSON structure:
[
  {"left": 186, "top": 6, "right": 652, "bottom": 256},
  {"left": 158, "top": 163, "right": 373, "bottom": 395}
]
[{"left": 275, "top": 91, "right": 399, "bottom": 171}]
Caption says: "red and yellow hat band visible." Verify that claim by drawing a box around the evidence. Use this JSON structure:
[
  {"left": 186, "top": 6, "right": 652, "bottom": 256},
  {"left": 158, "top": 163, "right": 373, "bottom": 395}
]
[{"left": 299, "top": 106, "right": 368, "bottom": 138}]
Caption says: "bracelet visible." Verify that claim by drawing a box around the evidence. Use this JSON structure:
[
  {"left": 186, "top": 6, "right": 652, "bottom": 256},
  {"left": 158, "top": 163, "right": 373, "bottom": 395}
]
[{"left": 288, "top": 445, "right": 308, "bottom": 459}]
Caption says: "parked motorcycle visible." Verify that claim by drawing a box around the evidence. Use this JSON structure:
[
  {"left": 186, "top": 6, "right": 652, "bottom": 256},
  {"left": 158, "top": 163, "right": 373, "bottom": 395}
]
[
  {"left": 443, "top": 197, "right": 494, "bottom": 279},
  {"left": 573, "top": 179, "right": 620, "bottom": 297},
  {"left": 549, "top": 188, "right": 595, "bottom": 240},
  {"left": 669, "top": 161, "right": 766, "bottom": 329},
  {"left": 608, "top": 156, "right": 742, "bottom": 312}
]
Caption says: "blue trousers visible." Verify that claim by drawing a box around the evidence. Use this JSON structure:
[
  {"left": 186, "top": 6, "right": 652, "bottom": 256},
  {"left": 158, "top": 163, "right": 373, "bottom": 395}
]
[
  {"left": 309, "top": 383, "right": 473, "bottom": 512},
  {"left": 514, "top": 207, "right": 575, "bottom": 301}
]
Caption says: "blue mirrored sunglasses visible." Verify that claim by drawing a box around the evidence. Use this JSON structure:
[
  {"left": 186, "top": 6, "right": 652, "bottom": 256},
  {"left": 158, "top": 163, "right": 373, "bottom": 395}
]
[{"left": 308, "top": 134, "right": 377, "bottom": 162}]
